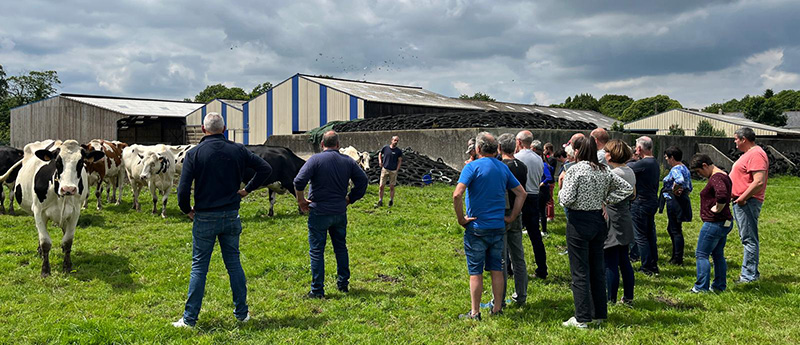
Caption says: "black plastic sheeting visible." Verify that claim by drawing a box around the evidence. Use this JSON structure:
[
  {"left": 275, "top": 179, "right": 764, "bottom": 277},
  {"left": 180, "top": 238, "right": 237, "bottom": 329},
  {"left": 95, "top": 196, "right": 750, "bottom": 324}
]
[
  {"left": 366, "top": 147, "right": 460, "bottom": 187},
  {"left": 332, "top": 110, "right": 596, "bottom": 133},
  {"left": 728, "top": 148, "right": 793, "bottom": 176}
]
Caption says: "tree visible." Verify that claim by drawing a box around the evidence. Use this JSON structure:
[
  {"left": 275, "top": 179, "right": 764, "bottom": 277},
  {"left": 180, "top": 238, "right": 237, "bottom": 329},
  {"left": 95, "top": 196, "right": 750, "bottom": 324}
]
[
  {"left": 0, "top": 65, "right": 7, "bottom": 100},
  {"left": 250, "top": 82, "right": 273, "bottom": 98},
  {"left": 773, "top": 89, "right": 800, "bottom": 111},
  {"left": 458, "top": 92, "right": 496, "bottom": 102},
  {"left": 599, "top": 95, "right": 634, "bottom": 120},
  {"left": 764, "top": 89, "right": 774, "bottom": 99},
  {"left": 620, "top": 95, "right": 683, "bottom": 122},
  {"left": 744, "top": 96, "right": 787, "bottom": 127},
  {"left": 667, "top": 124, "right": 685, "bottom": 136},
  {"left": 556, "top": 93, "right": 600, "bottom": 111},
  {"left": 6, "top": 70, "right": 60, "bottom": 105},
  {"left": 695, "top": 119, "right": 727, "bottom": 137},
  {"left": 192, "top": 84, "right": 249, "bottom": 104},
  {"left": 610, "top": 121, "right": 625, "bottom": 132}
]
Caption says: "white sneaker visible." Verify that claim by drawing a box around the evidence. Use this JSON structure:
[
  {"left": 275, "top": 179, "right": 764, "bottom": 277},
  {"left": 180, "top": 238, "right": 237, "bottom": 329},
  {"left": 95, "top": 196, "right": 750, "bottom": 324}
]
[
  {"left": 172, "top": 318, "right": 193, "bottom": 328},
  {"left": 540, "top": 231, "right": 549, "bottom": 238},
  {"left": 238, "top": 312, "right": 251, "bottom": 323},
  {"left": 562, "top": 316, "right": 588, "bottom": 329}
]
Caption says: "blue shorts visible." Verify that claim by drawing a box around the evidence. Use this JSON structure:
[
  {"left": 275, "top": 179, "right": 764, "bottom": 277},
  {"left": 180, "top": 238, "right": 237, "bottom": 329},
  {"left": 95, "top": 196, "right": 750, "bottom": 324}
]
[{"left": 463, "top": 223, "right": 505, "bottom": 275}]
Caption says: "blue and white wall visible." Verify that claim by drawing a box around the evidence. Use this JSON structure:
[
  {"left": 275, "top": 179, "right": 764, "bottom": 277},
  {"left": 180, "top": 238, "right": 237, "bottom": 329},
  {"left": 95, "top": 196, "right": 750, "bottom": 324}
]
[{"left": 185, "top": 99, "right": 245, "bottom": 143}]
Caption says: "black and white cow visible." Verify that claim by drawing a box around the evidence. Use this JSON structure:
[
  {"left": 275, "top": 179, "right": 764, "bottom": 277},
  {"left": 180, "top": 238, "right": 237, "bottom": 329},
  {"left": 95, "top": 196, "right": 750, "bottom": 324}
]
[
  {"left": 168, "top": 144, "right": 195, "bottom": 179},
  {"left": 0, "top": 146, "right": 24, "bottom": 215},
  {"left": 122, "top": 144, "right": 176, "bottom": 218},
  {"left": 244, "top": 145, "right": 306, "bottom": 217},
  {"left": 0, "top": 140, "right": 105, "bottom": 277}
]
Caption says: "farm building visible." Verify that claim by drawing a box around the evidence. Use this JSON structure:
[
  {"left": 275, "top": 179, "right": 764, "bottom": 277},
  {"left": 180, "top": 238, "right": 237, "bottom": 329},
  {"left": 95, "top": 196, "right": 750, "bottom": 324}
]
[
  {"left": 216, "top": 73, "right": 613, "bottom": 145},
  {"left": 624, "top": 108, "right": 800, "bottom": 137},
  {"left": 10, "top": 93, "right": 203, "bottom": 147},
  {"left": 185, "top": 99, "right": 247, "bottom": 144}
]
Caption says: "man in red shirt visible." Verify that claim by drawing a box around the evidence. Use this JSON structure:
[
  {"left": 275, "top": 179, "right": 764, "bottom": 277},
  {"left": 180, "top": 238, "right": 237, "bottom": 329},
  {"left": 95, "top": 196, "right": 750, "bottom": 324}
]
[{"left": 729, "top": 127, "right": 768, "bottom": 283}]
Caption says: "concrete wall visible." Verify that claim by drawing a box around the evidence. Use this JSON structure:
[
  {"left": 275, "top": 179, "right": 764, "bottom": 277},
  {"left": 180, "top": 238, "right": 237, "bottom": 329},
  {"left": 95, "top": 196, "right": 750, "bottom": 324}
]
[{"left": 265, "top": 128, "right": 800, "bottom": 171}]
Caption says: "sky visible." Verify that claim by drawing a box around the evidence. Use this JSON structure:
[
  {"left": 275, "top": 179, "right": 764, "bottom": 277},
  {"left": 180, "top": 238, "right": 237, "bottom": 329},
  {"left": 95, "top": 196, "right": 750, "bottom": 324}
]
[{"left": 2, "top": 0, "right": 800, "bottom": 108}]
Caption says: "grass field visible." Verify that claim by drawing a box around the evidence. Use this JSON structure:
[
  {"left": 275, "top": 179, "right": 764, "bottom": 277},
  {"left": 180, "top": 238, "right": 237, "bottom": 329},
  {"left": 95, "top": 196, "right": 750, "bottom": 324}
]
[{"left": 1, "top": 176, "right": 799, "bottom": 344}]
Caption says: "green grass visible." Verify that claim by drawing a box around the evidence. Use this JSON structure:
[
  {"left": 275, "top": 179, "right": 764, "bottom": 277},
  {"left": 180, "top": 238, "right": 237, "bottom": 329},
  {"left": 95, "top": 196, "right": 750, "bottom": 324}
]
[{"left": 1, "top": 176, "right": 800, "bottom": 344}]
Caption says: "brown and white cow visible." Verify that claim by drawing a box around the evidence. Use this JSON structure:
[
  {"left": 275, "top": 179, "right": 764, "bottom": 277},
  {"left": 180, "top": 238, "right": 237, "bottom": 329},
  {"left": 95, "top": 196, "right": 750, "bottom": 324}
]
[
  {"left": 81, "top": 139, "right": 126, "bottom": 210},
  {"left": 122, "top": 144, "right": 175, "bottom": 218},
  {"left": 0, "top": 140, "right": 105, "bottom": 277}
]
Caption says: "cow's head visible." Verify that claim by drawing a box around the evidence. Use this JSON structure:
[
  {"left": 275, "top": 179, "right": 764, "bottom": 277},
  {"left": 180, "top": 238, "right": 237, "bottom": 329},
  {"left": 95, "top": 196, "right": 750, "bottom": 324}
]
[
  {"left": 35, "top": 140, "right": 105, "bottom": 197},
  {"left": 140, "top": 151, "right": 170, "bottom": 179},
  {"left": 359, "top": 152, "right": 371, "bottom": 171}
]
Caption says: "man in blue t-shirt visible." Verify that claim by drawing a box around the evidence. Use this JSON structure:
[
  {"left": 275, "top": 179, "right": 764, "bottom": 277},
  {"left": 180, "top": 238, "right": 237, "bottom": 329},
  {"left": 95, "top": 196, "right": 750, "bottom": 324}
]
[
  {"left": 376, "top": 136, "right": 403, "bottom": 207},
  {"left": 454, "top": 132, "right": 527, "bottom": 320}
]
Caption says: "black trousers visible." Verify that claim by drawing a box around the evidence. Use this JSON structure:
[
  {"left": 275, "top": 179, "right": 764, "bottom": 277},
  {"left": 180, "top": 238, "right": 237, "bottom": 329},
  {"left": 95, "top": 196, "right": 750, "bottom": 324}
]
[
  {"left": 521, "top": 194, "right": 548, "bottom": 278},
  {"left": 566, "top": 209, "right": 608, "bottom": 323},
  {"left": 538, "top": 184, "right": 551, "bottom": 234},
  {"left": 666, "top": 193, "right": 692, "bottom": 264},
  {"left": 632, "top": 201, "right": 659, "bottom": 273}
]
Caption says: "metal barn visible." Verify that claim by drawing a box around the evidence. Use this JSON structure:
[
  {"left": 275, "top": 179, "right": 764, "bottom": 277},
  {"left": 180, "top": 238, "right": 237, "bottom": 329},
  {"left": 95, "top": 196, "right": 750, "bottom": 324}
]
[
  {"left": 185, "top": 99, "right": 246, "bottom": 144},
  {"left": 10, "top": 94, "right": 203, "bottom": 148},
  {"left": 624, "top": 108, "right": 800, "bottom": 137}
]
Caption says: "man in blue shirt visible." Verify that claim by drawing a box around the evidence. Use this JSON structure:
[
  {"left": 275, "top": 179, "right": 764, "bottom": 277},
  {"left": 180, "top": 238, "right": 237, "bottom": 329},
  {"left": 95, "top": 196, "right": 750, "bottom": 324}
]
[
  {"left": 454, "top": 132, "right": 526, "bottom": 320},
  {"left": 294, "top": 131, "right": 368, "bottom": 298},
  {"left": 376, "top": 135, "right": 403, "bottom": 207},
  {"left": 173, "top": 112, "right": 272, "bottom": 328},
  {"left": 627, "top": 136, "right": 661, "bottom": 275}
]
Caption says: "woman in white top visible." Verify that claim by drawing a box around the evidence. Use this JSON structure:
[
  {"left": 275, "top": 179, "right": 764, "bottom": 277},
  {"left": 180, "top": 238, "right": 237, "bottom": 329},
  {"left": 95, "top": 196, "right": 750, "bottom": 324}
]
[{"left": 559, "top": 136, "right": 633, "bottom": 328}]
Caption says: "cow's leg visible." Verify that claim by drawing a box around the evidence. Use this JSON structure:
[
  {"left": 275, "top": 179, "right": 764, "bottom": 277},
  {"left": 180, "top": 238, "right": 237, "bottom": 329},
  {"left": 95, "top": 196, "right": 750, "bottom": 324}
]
[
  {"left": 150, "top": 182, "right": 158, "bottom": 215},
  {"left": 160, "top": 188, "right": 169, "bottom": 218},
  {"left": 0, "top": 185, "right": 5, "bottom": 215},
  {"left": 61, "top": 224, "right": 76, "bottom": 273},
  {"left": 131, "top": 181, "right": 141, "bottom": 211},
  {"left": 269, "top": 190, "right": 276, "bottom": 217},
  {"left": 95, "top": 181, "right": 103, "bottom": 210},
  {"left": 34, "top": 213, "right": 52, "bottom": 277},
  {"left": 114, "top": 174, "right": 123, "bottom": 205},
  {"left": 7, "top": 184, "right": 15, "bottom": 216}
]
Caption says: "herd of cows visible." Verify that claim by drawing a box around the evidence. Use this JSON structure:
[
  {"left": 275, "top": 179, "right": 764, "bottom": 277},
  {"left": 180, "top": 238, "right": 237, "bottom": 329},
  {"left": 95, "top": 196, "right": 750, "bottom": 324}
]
[{"left": 0, "top": 138, "right": 371, "bottom": 278}]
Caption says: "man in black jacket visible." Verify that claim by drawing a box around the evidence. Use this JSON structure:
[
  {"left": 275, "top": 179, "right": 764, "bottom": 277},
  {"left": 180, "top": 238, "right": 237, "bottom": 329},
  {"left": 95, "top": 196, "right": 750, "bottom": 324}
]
[{"left": 173, "top": 112, "right": 272, "bottom": 328}]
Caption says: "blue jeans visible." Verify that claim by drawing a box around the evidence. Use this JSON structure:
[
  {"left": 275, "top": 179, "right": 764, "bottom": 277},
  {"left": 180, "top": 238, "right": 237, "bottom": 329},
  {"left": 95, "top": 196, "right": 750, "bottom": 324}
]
[
  {"left": 694, "top": 220, "right": 734, "bottom": 291},
  {"left": 183, "top": 210, "right": 247, "bottom": 326},
  {"left": 631, "top": 201, "right": 659, "bottom": 273},
  {"left": 308, "top": 209, "right": 349, "bottom": 295},
  {"left": 733, "top": 199, "right": 763, "bottom": 282},
  {"left": 463, "top": 223, "right": 504, "bottom": 275}
]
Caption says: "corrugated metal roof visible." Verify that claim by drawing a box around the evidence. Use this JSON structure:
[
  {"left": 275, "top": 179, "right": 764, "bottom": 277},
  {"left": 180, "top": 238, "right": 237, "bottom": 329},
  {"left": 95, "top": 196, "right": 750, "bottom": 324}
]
[
  {"left": 682, "top": 109, "right": 800, "bottom": 135},
  {"left": 784, "top": 111, "right": 800, "bottom": 129},
  {"left": 458, "top": 99, "right": 616, "bottom": 128},
  {"left": 62, "top": 94, "right": 203, "bottom": 117},
  {"left": 301, "top": 75, "right": 483, "bottom": 110},
  {"left": 219, "top": 99, "right": 247, "bottom": 110}
]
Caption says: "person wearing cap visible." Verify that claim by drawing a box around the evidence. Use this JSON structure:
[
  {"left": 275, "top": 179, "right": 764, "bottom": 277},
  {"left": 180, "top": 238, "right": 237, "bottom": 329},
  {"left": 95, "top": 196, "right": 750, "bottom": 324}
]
[{"left": 465, "top": 138, "right": 477, "bottom": 165}]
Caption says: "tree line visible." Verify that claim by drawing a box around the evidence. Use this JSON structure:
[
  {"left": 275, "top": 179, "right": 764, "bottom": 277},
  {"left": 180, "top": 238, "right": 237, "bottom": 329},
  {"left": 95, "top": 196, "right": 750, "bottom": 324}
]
[{"left": 0, "top": 65, "right": 61, "bottom": 144}]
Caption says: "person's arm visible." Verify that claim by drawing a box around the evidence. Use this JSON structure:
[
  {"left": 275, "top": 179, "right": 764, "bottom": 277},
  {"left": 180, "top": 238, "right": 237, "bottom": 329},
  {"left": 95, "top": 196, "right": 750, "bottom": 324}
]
[
  {"left": 293, "top": 158, "right": 314, "bottom": 213},
  {"left": 711, "top": 175, "right": 730, "bottom": 213},
  {"left": 734, "top": 170, "right": 766, "bottom": 206},
  {"left": 606, "top": 172, "right": 634, "bottom": 205},
  {"left": 505, "top": 184, "right": 526, "bottom": 224},
  {"left": 453, "top": 183, "right": 476, "bottom": 227},
  {"left": 396, "top": 157, "right": 402, "bottom": 171},
  {"left": 541, "top": 163, "right": 553, "bottom": 186},
  {"left": 348, "top": 161, "right": 369, "bottom": 204},
  {"left": 378, "top": 150, "right": 384, "bottom": 168},
  {"left": 177, "top": 151, "right": 194, "bottom": 216},
  {"left": 241, "top": 149, "right": 272, "bottom": 196}
]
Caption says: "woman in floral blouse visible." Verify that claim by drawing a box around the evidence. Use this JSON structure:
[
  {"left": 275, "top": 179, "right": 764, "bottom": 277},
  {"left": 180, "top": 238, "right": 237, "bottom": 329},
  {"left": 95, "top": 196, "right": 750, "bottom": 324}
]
[{"left": 558, "top": 136, "right": 634, "bottom": 329}]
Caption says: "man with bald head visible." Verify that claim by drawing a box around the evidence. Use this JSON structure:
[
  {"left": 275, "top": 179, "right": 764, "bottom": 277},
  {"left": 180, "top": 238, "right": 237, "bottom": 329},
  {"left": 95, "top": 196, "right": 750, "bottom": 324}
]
[
  {"left": 627, "top": 136, "right": 661, "bottom": 275},
  {"left": 294, "top": 130, "right": 369, "bottom": 298},
  {"left": 591, "top": 128, "right": 610, "bottom": 165},
  {"left": 515, "top": 130, "right": 548, "bottom": 279}
]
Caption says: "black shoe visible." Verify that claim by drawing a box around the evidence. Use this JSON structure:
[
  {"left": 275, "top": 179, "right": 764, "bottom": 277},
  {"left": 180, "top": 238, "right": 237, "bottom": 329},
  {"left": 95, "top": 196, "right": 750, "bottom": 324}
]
[
  {"left": 305, "top": 291, "right": 325, "bottom": 299},
  {"left": 489, "top": 308, "right": 503, "bottom": 317},
  {"left": 375, "top": 200, "right": 383, "bottom": 207},
  {"left": 337, "top": 285, "right": 349, "bottom": 293},
  {"left": 458, "top": 311, "right": 481, "bottom": 320},
  {"left": 388, "top": 199, "right": 394, "bottom": 207},
  {"left": 534, "top": 273, "right": 548, "bottom": 280}
]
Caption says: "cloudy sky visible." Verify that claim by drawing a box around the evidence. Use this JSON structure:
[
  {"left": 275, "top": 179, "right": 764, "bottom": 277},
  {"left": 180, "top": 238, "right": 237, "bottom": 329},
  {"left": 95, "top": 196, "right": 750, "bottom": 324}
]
[{"left": 2, "top": 0, "right": 799, "bottom": 108}]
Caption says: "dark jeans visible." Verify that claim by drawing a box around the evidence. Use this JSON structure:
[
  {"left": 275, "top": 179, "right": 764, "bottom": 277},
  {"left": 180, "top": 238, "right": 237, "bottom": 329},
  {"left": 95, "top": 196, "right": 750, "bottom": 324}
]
[
  {"left": 632, "top": 201, "right": 659, "bottom": 273},
  {"left": 308, "top": 209, "right": 350, "bottom": 295},
  {"left": 694, "top": 220, "right": 734, "bottom": 291},
  {"left": 521, "top": 194, "right": 547, "bottom": 278},
  {"left": 183, "top": 210, "right": 248, "bottom": 326},
  {"left": 538, "top": 184, "right": 550, "bottom": 234},
  {"left": 566, "top": 209, "right": 607, "bottom": 323},
  {"left": 666, "top": 193, "right": 692, "bottom": 264},
  {"left": 604, "top": 245, "right": 634, "bottom": 302}
]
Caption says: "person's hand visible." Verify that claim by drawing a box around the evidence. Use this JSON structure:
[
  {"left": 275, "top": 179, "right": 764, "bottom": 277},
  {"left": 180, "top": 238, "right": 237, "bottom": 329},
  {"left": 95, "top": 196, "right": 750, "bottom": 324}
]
[
  {"left": 711, "top": 205, "right": 719, "bottom": 213},
  {"left": 504, "top": 215, "right": 516, "bottom": 224},
  {"left": 237, "top": 189, "right": 249, "bottom": 198},
  {"left": 345, "top": 196, "right": 351, "bottom": 205},
  {"left": 187, "top": 210, "right": 195, "bottom": 221},
  {"left": 734, "top": 197, "right": 746, "bottom": 207},
  {"left": 458, "top": 216, "right": 477, "bottom": 228},
  {"left": 297, "top": 198, "right": 311, "bottom": 213},
  {"left": 602, "top": 207, "right": 608, "bottom": 220}
]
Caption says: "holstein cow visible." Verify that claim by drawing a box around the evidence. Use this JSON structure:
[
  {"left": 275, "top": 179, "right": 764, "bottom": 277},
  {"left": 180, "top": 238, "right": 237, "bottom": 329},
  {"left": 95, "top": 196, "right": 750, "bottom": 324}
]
[
  {"left": 0, "top": 140, "right": 105, "bottom": 277},
  {"left": 0, "top": 146, "right": 24, "bottom": 215},
  {"left": 340, "top": 146, "right": 371, "bottom": 171},
  {"left": 122, "top": 144, "right": 176, "bottom": 218},
  {"left": 81, "top": 139, "right": 126, "bottom": 209},
  {"left": 168, "top": 144, "right": 195, "bottom": 179},
  {"left": 244, "top": 145, "right": 305, "bottom": 216}
]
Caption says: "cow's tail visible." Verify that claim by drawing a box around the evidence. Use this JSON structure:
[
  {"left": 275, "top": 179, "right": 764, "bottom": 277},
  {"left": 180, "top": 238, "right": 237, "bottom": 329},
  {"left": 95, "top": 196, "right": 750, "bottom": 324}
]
[{"left": 0, "top": 160, "right": 23, "bottom": 184}]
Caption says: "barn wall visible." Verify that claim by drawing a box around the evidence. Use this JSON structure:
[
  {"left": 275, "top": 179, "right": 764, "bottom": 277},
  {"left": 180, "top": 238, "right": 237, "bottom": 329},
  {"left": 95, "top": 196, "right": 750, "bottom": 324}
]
[
  {"left": 625, "top": 109, "right": 777, "bottom": 137},
  {"left": 273, "top": 79, "right": 293, "bottom": 136},
  {"left": 10, "top": 97, "right": 123, "bottom": 148},
  {"left": 223, "top": 103, "right": 244, "bottom": 144}
]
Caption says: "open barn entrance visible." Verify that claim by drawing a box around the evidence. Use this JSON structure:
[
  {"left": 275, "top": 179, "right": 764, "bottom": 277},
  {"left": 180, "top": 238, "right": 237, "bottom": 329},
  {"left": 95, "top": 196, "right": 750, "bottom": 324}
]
[{"left": 117, "top": 116, "right": 187, "bottom": 145}]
